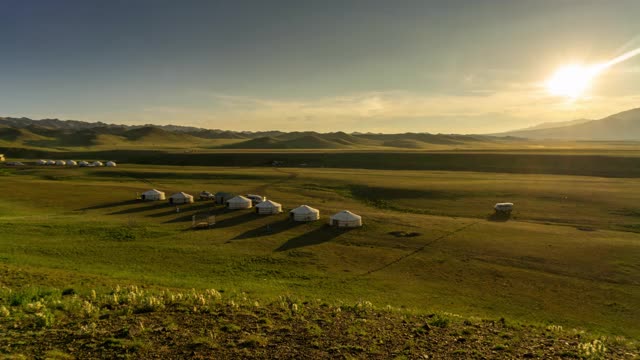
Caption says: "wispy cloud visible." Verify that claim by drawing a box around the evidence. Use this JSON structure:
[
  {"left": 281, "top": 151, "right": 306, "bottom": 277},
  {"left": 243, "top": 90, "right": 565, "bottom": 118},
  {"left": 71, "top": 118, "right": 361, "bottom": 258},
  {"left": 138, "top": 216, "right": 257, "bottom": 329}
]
[{"left": 113, "top": 81, "right": 640, "bottom": 133}]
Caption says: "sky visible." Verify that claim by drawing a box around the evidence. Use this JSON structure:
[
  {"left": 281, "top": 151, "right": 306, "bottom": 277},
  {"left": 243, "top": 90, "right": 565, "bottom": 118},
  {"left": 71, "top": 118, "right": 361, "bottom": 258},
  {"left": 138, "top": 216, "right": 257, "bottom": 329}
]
[{"left": 1, "top": 0, "right": 640, "bottom": 133}]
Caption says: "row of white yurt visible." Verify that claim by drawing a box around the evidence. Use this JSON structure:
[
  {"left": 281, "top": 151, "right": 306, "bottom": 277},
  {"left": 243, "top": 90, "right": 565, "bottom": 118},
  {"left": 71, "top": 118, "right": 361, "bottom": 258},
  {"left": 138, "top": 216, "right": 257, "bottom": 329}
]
[
  {"left": 140, "top": 189, "right": 194, "bottom": 204},
  {"left": 37, "top": 160, "right": 109, "bottom": 167},
  {"left": 169, "top": 192, "right": 194, "bottom": 204}
]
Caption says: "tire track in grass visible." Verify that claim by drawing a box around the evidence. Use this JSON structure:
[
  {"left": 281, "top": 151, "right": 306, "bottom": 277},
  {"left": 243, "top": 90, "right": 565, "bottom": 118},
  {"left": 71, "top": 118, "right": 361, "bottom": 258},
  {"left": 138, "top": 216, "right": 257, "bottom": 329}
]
[{"left": 360, "top": 221, "right": 479, "bottom": 276}]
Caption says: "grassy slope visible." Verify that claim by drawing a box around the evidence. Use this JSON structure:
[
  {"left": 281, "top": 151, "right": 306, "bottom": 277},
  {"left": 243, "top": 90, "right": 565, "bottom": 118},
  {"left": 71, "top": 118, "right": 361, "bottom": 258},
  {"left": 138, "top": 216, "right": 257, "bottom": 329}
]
[{"left": 0, "top": 165, "right": 639, "bottom": 341}]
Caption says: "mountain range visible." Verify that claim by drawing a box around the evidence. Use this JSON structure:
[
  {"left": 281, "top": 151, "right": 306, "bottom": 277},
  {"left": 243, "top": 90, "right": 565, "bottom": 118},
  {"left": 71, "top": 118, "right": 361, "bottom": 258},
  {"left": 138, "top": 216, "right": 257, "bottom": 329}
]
[
  {"left": 0, "top": 117, "right": 512, "bottom": 150},
  {"left": 0, "top": 107, "right": 639, "bottom": 150}
]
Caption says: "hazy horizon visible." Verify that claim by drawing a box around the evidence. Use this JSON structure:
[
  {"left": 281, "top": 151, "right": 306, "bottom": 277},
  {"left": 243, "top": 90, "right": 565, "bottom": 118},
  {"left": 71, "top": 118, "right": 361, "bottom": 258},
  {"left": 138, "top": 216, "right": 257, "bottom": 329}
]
[{"left": 2, "top": 0, "right": 640, "bottom": 133}]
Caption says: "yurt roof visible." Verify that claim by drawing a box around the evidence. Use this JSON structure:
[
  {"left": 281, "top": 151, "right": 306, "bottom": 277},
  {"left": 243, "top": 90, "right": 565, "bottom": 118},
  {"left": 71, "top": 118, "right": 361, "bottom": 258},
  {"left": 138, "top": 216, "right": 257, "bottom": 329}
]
[
  {"left": 143, "top": 189, "right": 164, "bottom": 195},
  {"left": 228, "top": 195, "right": 251, "bottom": 202},
  {"left": 170, "top": 192, "right": 193, "bottom": 198},
  {"left": 255, "top": 200, "right": 282, "bottom": 208},
  {"left": 290, "top": 205, "right": 319, "bottom": 214},
  {"left": 331, "top": 210, "right": 361, "bottom": 221}
]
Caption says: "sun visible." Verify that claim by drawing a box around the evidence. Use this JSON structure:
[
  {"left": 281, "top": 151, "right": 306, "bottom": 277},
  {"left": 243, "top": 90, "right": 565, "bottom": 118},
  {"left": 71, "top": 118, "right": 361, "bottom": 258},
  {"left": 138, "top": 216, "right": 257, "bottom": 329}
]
[{"left": 546, "top": 64, "right": 600, "bottom": 99}]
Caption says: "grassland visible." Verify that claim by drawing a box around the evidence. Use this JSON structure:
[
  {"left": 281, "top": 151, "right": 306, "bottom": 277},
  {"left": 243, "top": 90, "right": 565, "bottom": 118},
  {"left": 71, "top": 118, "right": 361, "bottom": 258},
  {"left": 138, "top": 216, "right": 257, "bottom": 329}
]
[{"left": 0, "top": 162, "right": 638, "bottom": 342}]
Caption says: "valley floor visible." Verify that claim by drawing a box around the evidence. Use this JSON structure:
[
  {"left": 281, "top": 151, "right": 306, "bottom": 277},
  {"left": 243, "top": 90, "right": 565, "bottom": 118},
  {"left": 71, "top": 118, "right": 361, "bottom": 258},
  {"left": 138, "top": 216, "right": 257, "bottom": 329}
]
[{"left": 0, "top": 163, "right": 639, "bottom": 357}]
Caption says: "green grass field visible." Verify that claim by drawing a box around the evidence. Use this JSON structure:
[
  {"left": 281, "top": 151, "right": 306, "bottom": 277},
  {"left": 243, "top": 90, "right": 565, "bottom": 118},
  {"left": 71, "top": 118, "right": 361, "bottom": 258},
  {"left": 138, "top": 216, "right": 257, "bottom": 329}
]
[{"left": 1, "top": 163, "right": 639, "bottom": 341}]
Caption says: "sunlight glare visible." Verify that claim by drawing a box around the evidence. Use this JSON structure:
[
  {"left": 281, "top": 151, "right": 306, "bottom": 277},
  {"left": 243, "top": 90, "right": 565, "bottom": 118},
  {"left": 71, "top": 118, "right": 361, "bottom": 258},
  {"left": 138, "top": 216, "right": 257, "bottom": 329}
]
[{"left": 545, "top": 64, "right": 601, "bottom": 99}]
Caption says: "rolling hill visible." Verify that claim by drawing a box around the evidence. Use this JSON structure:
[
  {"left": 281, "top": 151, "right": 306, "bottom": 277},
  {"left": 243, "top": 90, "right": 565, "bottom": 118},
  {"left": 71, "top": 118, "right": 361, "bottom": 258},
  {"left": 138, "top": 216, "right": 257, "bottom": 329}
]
[{"left": 496, "top": 108, "right": 640, "bottom": 140}]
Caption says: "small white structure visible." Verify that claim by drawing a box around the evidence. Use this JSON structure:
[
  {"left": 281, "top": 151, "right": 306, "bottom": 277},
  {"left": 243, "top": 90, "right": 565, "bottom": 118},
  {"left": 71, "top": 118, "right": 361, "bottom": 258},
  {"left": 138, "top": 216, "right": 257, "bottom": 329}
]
[
  {"left": 330, "top": 210, "right": 362, "bottom": 228},
  {"left": 141, "top": 189, "right": 166, "bottom": 201},
  {"left": 494, "top": 202, "right": 514, "bottom": 214},
  {"left": 46, "top": 160, "right": 55, "bottom": 166},
  {"left": 36, "top": 159, "right": 47, "bottom": 165},
  {"left": 290, "top": 205, "right": 320, "bottom": 222},
  {"left": 226, "top": 195, "right": 253, "bottom": 209},
  {"left": 55, "top": 160, "right": 67, "bottom": 166},
  {"left": 92, "top": 161, "right": 104, "bottom": 167},
  {"left": 78, "top": 161, "right": 90, "bottom": 167},
  {"left": 106, "top": 161, "right": 117, "bottom": 167},
  {"left": 255, "top": 200, "right": 282, "bottom": 215},
  {"left": 199, "top": 191, "right": 214, "bottom": 200},
  {"left": 169, "top": 192, "right": 194, "bottom": 204},
  {"left": 245, "top": 194, "right": 266, "bottom": 205},
  {"left": 0, "top": 154, "right": 4, "bottom": 162},
  {"left": 66, "top": 160, "right": 78, "bottom": 166}
]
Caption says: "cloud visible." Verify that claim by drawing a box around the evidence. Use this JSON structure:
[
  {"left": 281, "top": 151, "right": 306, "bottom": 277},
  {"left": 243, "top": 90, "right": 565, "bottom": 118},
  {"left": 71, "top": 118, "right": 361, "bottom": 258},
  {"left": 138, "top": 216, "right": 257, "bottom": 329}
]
[{"left": 117, "top": 82, "right": 640, "bottom": 133}]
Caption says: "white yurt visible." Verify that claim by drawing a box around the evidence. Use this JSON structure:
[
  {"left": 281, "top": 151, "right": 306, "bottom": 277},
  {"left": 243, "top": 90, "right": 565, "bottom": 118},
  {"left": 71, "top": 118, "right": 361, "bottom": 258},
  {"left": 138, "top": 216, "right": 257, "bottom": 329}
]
[
  {"left": 55, "top": 160, "right": 67, "bottom": 166},
  {"left": 290, "top": 205, "right": 320, "bottom": 222},
  {"left": 255, "top": 200, "right": 282, "bottom": 215},
  {"left": 329, "top": 210, "right": 362, "bottom": 228},
  {"left": 92, "top": 161, "right": 104, "bottom": 167},
  {"left": 226, "top": 195, "right": 253, "bottom": 209},
  {"left": 36, "top": 159, "right": 47, "bottom": 165},
  {"left": 141, "top": 189, "right": 166, "bottom": 201},
  {"left": 66, "top": 160, "right": 78, "bottom": 166},
  {"left": 169, "top": 192, "right": 194, "bottom": 204},
  {"left": 494, "top": 202, "right": 514, "bottom": 213},
  {"left": 106, "top": 161, "right": 117, "bottom": 167},
  {"left": 46, "top": 160, "right": 55, "bottom": 165},
  {"left": 78, "top": 161, "right": 89, "bottom": 167}
]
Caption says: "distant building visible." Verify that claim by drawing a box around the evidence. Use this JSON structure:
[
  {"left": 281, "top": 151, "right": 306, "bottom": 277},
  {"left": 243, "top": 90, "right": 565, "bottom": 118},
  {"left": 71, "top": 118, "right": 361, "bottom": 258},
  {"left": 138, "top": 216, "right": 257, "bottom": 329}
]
[
  {"left": 290, "top": 205, "right": 320, "bottom": 222},
  {"left": 169, "top": 192, "right": 194, "bottom": 204},
  {"left": 255, "top": 200, "right": 282, "bottom": 215},
  {"left": 329, "top": 210, "right": 362, "bottom": 228},
  {"left": 214, "top": 192, "right": 235, "bottom": 205},
  {"left": 226, "top": 195, "right": 252, "bottom": 209},
  {"left": 141, "top": 189, "right": 166, "bottom": 201}
]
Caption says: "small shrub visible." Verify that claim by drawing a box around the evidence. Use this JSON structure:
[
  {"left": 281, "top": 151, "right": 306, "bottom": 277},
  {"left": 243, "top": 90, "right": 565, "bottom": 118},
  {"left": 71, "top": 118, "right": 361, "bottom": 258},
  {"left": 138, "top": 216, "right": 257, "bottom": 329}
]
[
  {"left": 220, "top": 323, "right": 241, "bottom": 333},
  {"left": 238, "top": 335, "right": 268, "bottom": 348},
  {"left": 492, "top": 344, "right": 507, "bottom": 351},
  {"left": 429, "top": 315, "right": 449, "bottom": 328}
]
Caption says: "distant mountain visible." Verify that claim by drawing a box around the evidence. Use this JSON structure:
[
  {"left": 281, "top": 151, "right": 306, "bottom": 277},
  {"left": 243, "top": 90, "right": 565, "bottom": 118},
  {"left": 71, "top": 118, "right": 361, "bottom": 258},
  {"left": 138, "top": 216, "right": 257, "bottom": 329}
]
[
  {"left": 505, "top": 118, "right": 593, "bottom": 133},
  {"left": 494, "top": 108, "right": 640, "bottom": 140}
]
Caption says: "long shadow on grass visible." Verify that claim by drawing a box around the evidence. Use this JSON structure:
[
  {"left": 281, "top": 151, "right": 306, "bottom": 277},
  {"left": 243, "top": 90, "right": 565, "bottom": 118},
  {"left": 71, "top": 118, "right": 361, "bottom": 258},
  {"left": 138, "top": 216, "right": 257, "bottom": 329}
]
[
  {"left": 108, "top": 202, "right": 169, "bottom": 215},
  {"left": 149, "top": 202, "right": 217, "bottom": 218},
  {"left": 232, "top": 218, "right": 303, "bottom": 240},
  {"left": 487, "top": 212, "right": 511, "bottom": 222},
  {"left": 213, "top": 211, "right": 261, "bottom": 229},
  {"left": 275, "top": 225, "right": 352, "bottom": 252},
  {"left": 78, "top": 199, "right": 140, "bottom": 211}
]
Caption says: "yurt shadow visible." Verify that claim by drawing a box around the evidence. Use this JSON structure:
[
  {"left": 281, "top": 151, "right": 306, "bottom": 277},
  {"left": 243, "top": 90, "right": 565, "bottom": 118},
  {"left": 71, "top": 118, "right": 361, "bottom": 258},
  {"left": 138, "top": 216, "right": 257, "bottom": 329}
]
[
  {"left": 108, "top": 202, "right": 167, "bottom": 215},
  {"left": 214, "top": 211, "right": 260, "bottom": 229},
  {"left": 163, "top": 212, "right": 212, "bottom": 224},
  {"left": 275, "top": 225, "right": 351, "bottom": 252},
  {"left": 78, "top": 199, "right": 139, "bottom": 211},
  {"left": 149, "top": 202, "right": 215, "bottom": 218},
  {"left": 232, "top": 218, "right": 303, "bottom": 240},
  {"left": 487, "top": 212, "right": 511, "bottom": 222}
]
